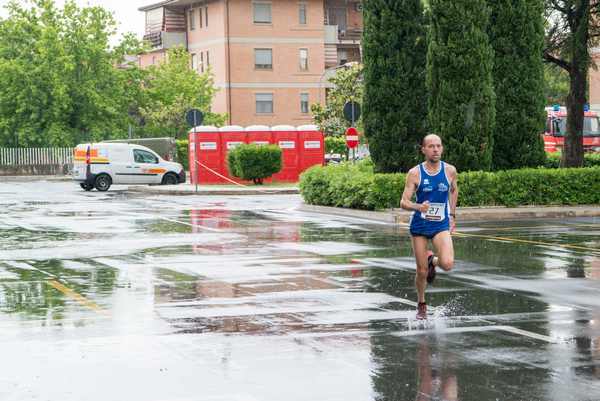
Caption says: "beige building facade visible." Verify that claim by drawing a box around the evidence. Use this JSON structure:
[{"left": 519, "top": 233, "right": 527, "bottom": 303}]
[
  {"left": 138, "top": 0, "right": 363, "bottom": 126},
  {"left": 590, "top": 53, "right": 600, "bottom": 110}
]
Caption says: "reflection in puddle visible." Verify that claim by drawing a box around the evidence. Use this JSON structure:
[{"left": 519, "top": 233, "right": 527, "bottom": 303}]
[{"left": 2, "top": 182, "right": 600, "bottom": 400}]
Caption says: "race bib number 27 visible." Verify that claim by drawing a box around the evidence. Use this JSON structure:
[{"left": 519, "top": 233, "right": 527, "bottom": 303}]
[{"left": 421, "top": 203, "right": 446, "bottom": 221}]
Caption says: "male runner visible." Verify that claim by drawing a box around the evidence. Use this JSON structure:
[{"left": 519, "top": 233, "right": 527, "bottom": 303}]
[{"left": 400, "top": 134, "right": 457, "bottom": 320}]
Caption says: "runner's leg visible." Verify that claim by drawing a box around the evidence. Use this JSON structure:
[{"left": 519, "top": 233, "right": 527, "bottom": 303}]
[
  {"left": 432, "top": 230, "right": 454, "bottom": 272},
  {"left": 412, "top": 235, "right": 430, "bottom": 303}
]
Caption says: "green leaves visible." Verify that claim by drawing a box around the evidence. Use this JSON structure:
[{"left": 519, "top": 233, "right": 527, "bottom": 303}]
[
  {"left": 363, "top": 0, "right": 427, "bottom": 173},
  {"left": 227, "top": 144, "right": 282, "bottom": 185},
  {"left": 0, "top": 0, "right": 145, "bottom": 147},
  {"left": 489, "top": 0, "right": 546, "bottom": 170},
  {"left": 427, "top": 0, "right": 495, "bottom": 172},
  {"left": 139, "top": 47, "right": 226, "bottom": 139},
  {"left": 324, "top": 136, "right": 347, "bottom": 155},
  {"left": 300, "top": 163, "right": 600, "bottom": 210},
  {"left": 0, "top": 1, "right": 224, "bottom": 147},
  {"left": 311, "top": 63, "right": 363, "bottom": 137}
]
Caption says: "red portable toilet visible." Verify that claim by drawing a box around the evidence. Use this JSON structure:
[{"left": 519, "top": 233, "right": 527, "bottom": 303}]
[
  {"left": 189, "top": 126, "right": 221, "bottom": 185},
  {"left": 271, "top": 125, "right": 299, "bottom": 182},
  {"left": 246, "top": 125, "right": 274, "bottom": 183},
  {"left": 219, "top": 126, "right": 246, "bottom": 183},
  {"left": 246, "top": 125, "right": 272, "bottom": 146},
  {"left": 297, "top": 124, "right": 324, "bottom": 174}
]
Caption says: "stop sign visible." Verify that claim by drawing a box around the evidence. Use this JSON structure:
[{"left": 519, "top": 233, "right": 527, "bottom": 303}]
[{"left": 345, "top": 127, "right": 359, "bottom": 149}]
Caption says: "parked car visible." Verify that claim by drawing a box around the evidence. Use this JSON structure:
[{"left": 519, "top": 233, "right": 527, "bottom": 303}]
[
  {"left": 325, "top": 153, "right": 343, "bottom": 165},
  {"left": 72, "top": 143, "right": 185, "bottom": 191}
]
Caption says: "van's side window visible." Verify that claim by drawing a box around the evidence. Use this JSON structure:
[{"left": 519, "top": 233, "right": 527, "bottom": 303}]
[{"left": 134, "top": 149, "right": 159, "bottom": 164}]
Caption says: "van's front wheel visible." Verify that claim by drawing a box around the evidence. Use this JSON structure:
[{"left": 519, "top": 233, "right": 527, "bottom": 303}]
[
  {"left": 161, "top": 173, "right": 178, "bottom": 185},
  {"left": 94, "top": 174, "right": 112, "bottom": 192}
]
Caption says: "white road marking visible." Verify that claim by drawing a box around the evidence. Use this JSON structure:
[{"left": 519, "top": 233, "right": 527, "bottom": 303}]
[{"left": 392, "top": 324, "right": 556, "bottom": 343}]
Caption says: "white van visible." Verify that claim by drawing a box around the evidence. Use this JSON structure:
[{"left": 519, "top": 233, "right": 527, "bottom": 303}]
[{"left": 72, "top": 143, "right": 185, "bottom": 191}]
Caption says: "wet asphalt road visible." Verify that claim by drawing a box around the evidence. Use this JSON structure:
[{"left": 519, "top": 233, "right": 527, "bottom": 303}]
[{"left": 0, "top": 180, "right": 599, "bottom": 401}]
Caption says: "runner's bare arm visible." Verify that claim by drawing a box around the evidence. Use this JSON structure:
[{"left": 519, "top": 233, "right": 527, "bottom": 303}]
[
  {"left": 401, "top": 168, "right": 429, "bottom": 213},
  {"left": 448, "top": 164, "right": 458, "bottom": 217}
]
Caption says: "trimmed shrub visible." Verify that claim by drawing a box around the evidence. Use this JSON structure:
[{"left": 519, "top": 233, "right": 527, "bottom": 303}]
[
  {"left": 544, "top": 152, "right": 600, "bottom": 168},
  {"left": 300, "top": 164, "right": 600, "bottom": 210},
  {"left": 366, "top": 173, "right": 405, "bottom": 210},
  {"left": 227, "top": 144, "right": 282, "bottom": 184},
  {"left": 176, "top": 139, "right": 189, "bottom": 170},
  {"left": 300, "top": 163, "right": 373, "bottom": 208}
]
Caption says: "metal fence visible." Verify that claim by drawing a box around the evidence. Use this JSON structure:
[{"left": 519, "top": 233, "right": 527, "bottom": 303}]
[{"left": 0, "top": 148, "right": 74, "bottom": 166}]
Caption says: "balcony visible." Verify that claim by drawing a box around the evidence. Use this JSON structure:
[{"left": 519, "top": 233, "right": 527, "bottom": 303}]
[
  {"left": 143, "top": 31, "right": 187, "bottom": 50},
  {"left": 324, "top": 25, "right": 363, "bottom": 44},
  {"left": 339, "top": 27, "right": 362, "bottom": 42}
]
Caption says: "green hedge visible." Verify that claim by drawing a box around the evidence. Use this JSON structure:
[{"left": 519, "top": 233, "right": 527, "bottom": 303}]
[
  {"left": 300, "top": 163, "right": 600, "bottom": 209},
  {"left": 227, "top": 144, "right": 282, "bottom": 184},
  {"left": 176, "top": 139, "right": 189, "bottom": 170},
  {"left": 543, "top": 152, "right": 600, "bottom": 168}
]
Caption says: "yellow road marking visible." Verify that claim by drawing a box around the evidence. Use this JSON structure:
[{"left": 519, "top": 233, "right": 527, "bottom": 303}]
[
  {"left": 472, "top": 223, "right": 600, "bottom": 232},
  {"left": 48, "top": 280, "right": 108, "bottom": 315},
  {"left": 453, "top": 231, "right": 600, "bottom": 253},
  {"left": 396, "top": 220, "right": 598, "bottom": 253}
]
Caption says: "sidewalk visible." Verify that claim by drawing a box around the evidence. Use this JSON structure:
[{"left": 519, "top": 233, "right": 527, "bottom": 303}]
[
  {"left": 299, "top": 203, "right": 600, "bottom": 223},
  {"left": 128, "top": 183, "right": 299, "bottom": 196}
]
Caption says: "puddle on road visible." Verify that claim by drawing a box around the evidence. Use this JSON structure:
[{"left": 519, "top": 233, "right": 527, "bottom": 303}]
[{"left": 1, "top": 183, "right": 600, "bottom": 400}]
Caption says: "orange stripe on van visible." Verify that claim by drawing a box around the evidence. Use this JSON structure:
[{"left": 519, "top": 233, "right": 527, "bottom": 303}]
[
  {"left": 74, "top": 149, "right": 99, "bottom": 158},
  {"left": 74, "top": 157, "right": 109, "bottom": 163},
  {"left": 147, "top": 168, "right": 167, "bottom": 174}
]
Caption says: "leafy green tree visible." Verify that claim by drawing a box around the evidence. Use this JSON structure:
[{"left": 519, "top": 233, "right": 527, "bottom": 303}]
[
  {"left": 362, "top": 0, "right": 428, "bottom": 173},
  {"left": 311, "top": 63, "right": 363, "bottom": 137},
  {"left": 543, "top": 1, "right": 600, "bottom": 167},
  {"left": 140, "top": 47, "right": 226, "bottom": 139},
  {"left": 427, "top": 0, "right": 495, "bottom": 172},
  {"left": 489, "top": 0, "right": 546, "bottom": 170},
  {"left": 0, "top": 0, "right": 145, "bottom": 147},
  {"left": 324, "top": 136, "right": 347, "bottom": 154}
]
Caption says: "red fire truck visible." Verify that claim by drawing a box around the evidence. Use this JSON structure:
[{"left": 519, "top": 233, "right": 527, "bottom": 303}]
[{"left": 544, "top": 105, "right": 600, "bottom": 153}]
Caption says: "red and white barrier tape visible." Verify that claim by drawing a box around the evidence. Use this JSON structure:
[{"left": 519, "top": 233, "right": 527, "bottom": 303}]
[{"left": 194, "top": 160, "right": 294, "bottom": 194}]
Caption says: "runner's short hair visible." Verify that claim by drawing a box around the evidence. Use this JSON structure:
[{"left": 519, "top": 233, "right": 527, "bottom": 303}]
[{"left": 422, "top": 134, "right": 441, "bottom": 147}]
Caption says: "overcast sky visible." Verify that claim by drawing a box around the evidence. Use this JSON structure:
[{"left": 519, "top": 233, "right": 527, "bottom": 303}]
[{"left": 0, "top": 0, "right": 155, "bottom": 43}]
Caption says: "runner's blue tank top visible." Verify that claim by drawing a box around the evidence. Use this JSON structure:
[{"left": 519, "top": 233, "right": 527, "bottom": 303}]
[{"left": 409, "top": 161, "right": 450, "bottom": 236}]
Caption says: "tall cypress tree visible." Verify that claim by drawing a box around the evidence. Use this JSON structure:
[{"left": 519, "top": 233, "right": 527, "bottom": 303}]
[
  {"left": 489, "top": 0, "right": 546, "bottom": 170},
  {"left": 363, "top": 0, "right": 427, "bottom": 173},
  {"left": 427, "top": 0, "right": 495, "bottom": 171}
]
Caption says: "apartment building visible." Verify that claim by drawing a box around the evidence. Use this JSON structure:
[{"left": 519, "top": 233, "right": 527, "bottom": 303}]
[
  {"left": 590, "top": 52, "right": 600, "bottom": 110},
  {"left": 138, "top": 0, "right": 363, "bottom": 126}
]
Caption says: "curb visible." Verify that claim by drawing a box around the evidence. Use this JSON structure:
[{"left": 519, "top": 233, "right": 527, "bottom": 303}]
[
  {"left": 127, "top": 185, "right": 299, "bottom": 196},
  {"left": 298, "top": 204, "right": 397, "bottom": 223},
  {"left": 299, "top": 203, "right": 600, "bottom": 223}
]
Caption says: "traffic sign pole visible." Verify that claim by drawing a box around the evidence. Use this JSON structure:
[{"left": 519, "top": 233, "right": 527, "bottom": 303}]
[
  {"left": 345, "top": 127, "right": 359, "bottom": 161},
  {"left": 186, "top": 109, "right": 204, "bottom": 192},
  {"left": 351, "top": 103, "right": 355, "bottom": 162},
  {"left": 343, "top": 101, "right": 361, "bottom": 163}
]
